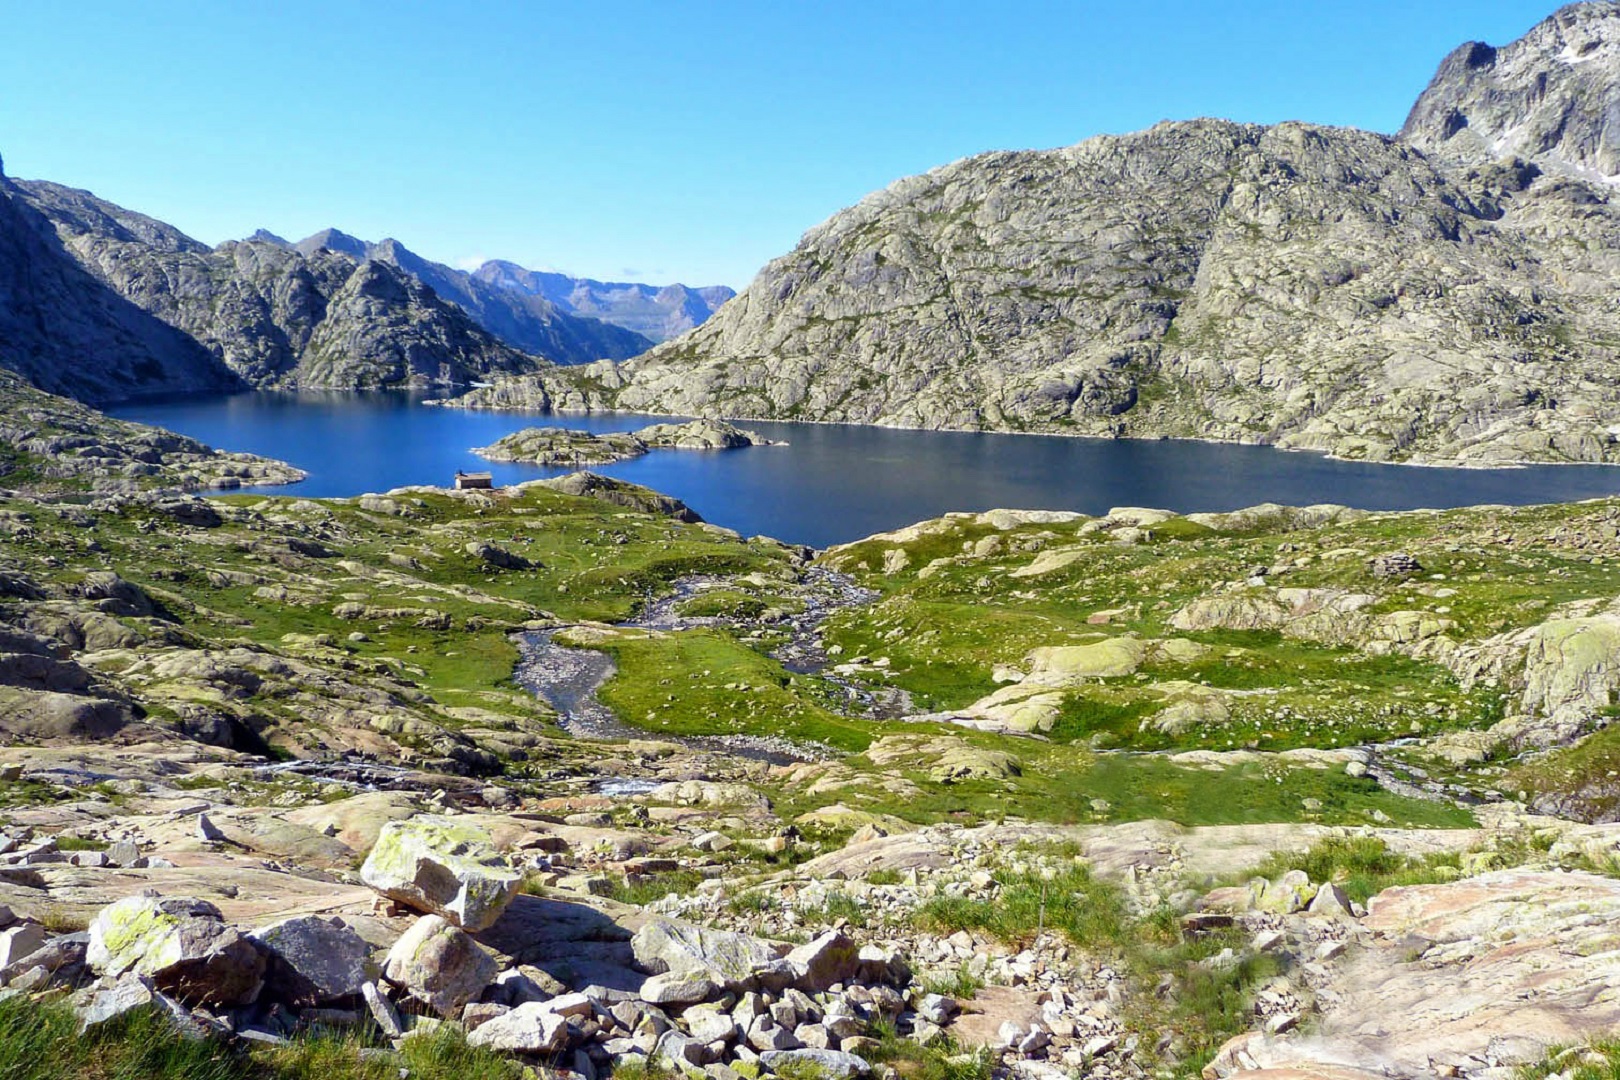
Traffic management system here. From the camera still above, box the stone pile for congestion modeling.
[0,814,935,1079]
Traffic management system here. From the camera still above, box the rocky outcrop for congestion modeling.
[0,170,240,404]
[1402,3,1620,180]
[511,6,1620,466]
[0,370,305,495]
[528,472,703,522]
[472,419,768,466]
[1518,614,1620,741]
[1209,869,1620,1079]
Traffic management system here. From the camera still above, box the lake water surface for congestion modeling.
[111,391,1620,547]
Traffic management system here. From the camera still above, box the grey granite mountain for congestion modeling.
[0,162,241,405]
[1402,2,1620,180]
[472,260,735,344]
[483,2,1620,466]
[9,183,542,392]
[292,229,654,363]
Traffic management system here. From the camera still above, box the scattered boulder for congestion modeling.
[640,970,720,1006]
[786,932,861,992]
[0,922,47,968]
[466,1000,571,1053]
[249,915,374,1004]
[362,979,404,1038]
[76,975,205,1039]
[464,541,535,571]
[106,841,143,867]
[360,815,522,931]
[382,914,498,1016]
[86,896,266,1006]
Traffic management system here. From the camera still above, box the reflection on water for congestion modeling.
[111,390,1620,547]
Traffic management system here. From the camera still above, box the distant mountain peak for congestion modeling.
[467,260,735,343]
[1403,0,1620,180]
[245,228,290,248]
[294,227,370,259]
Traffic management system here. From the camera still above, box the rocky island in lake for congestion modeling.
[472,418,773,467]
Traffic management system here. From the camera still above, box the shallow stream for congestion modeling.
[512,568,881,762]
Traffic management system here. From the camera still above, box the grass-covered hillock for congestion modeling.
[813,502,1620,777]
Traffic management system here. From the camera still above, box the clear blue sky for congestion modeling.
[0,1,1563,288]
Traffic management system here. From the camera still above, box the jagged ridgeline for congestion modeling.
[0,163,734,407]
[503,1,1620,467]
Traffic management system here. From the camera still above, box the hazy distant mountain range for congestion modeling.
[282,228,734,347]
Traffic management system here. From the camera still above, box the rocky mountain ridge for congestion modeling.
[291,229,657,362]
[1402,1,1620,179]
[496,2,1620,466]
[0,164,240,405]
[8,180,550,396]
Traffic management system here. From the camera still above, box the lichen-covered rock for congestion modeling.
[382,914,497,1015]
[1248,871,1319,915]
[1023,638,1150,683]
[926,746,1023,783]
[1520,615,1620,744]
[86,896,265,1006]
[360,815,521,931]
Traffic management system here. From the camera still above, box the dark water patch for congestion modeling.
[110,390,1620,548]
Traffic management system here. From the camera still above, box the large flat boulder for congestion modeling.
[360,814,522,931]
[1214,870,1620,1078]
[631,916,788,990]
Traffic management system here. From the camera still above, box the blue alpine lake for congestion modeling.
[110,391,1620,548]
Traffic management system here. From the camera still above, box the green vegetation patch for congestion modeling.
[593,629,874,751]
[0,994,519,1080]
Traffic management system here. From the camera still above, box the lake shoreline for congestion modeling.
[108,390,1620,547]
